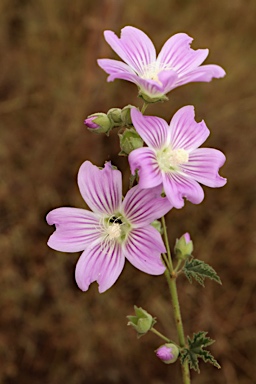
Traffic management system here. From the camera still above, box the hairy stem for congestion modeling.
[161,216,191,384]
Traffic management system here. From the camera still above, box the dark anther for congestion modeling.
[109,216,122,224]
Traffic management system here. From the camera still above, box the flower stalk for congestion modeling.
[161,216,191,384]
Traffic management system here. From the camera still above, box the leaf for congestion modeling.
[180,331,221,373]
[182,257,222,286]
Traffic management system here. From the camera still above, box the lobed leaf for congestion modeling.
[182,257,222,286]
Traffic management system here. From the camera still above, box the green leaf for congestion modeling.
[182,257,222,286]
[180,331,221,373]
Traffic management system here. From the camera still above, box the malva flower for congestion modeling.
[98,26,225,102]
[129,106,226,209]
[46,161,172,293]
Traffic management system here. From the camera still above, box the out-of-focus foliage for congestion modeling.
[0,0,255,383]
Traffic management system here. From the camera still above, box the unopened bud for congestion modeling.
[118,128,144,156]
[155,343,179,364]
[84,113,112,134]
[174,232,193,260]
[127,306,156,337]
[107,108,122,125]
[121,105,135,126]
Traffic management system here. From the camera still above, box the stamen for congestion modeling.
[157,147,189,172]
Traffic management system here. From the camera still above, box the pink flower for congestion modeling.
[129,106,227,209]
[46,161,172,293]
[155,343,179,364]
[98,26,225,102]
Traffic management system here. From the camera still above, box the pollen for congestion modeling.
[157,147,189,172]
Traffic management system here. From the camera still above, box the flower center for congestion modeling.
[106,222,122,240]
[157,147,189,172]
[140,62,173,82]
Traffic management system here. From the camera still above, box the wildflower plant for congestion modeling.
[47,26,227,383]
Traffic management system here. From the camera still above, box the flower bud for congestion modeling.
[174,232,193,260]
[118,128,144,156]
[107,108,122,125]
[155,343,179,364]
[84,113,112,134]
[127,306,156,337]
[151,220,162,234]
[121,105,135,126]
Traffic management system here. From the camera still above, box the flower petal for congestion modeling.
[75,242,125,293]
[124,226,166,275]
[170,106,209,151]
[46,208,101,252]
[128,147,162,189]
[122,185,172,227]
[163,172,204,208]
[176,64,226,86]
[157,33,209,75]
[104,26,156,74]
[78,161,122,215]
[97,59,139,84]
[182,148,227,187]
[131,108,170,149]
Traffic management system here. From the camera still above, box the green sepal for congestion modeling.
[127,306,156,338]
[182,257,222,286]
[138,91,169,104]
[118,127,144,156]
[180,331,221,373]
[151,220,163,234]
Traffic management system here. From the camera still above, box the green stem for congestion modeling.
[161,216,191,384]
[150,328,172,343]
[141,102,148,114]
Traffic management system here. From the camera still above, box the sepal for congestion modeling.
[127,306,156,338]
[118,127,144,156]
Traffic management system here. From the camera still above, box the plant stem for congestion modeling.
[161,216,191,384]
[150,328,172,343]
[141,102,148,114]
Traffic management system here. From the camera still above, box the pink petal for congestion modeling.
[176,64,226,86]
[170,106,209,151]
[157,33,209,75]
[122,185,172,227]
[124,226,166,275]
[78,161,122,215]
[104,26,156,74]
[163,172,204,208]
[46,208,101,252]
[75,242,125,293]
[131,108,170,149]
[182,148,227,187]
[128,147,162,189]
[97,59,139,84]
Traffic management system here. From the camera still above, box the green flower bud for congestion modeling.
[127,306,156,337]
[151,220,162,234]
[121,105,135,126]
[174,232,193,260]
[155,343,179,364]
[84,113,113,134]
[107,108,122,125]
[118,128,144,156]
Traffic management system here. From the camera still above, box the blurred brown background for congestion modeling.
[0,0,255,383]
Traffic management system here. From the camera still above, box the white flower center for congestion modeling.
[106,223,122,240]
[157,147,189,172]
[140,62,173,82]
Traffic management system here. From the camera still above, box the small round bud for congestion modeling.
[174,232,193,260]
[107,108,122,125]
[84,113,112,134]
[118,128,144,156]
[155,343,179,364]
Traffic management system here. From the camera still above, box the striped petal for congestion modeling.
[78,161,122,215]
[46,208,101,252]
[124,226,166,275]
[75,242,125,293]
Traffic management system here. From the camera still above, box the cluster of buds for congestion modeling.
[84,105,135,135]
